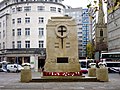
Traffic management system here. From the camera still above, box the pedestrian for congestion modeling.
[42,67,44,72]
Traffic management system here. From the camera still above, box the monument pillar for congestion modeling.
[44,16,81,76]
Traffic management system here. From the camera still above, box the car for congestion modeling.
[80,68,88,74]
[6,64,24,72]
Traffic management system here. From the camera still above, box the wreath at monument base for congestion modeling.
[43,71,82,76]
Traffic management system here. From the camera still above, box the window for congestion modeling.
[25,41,30,48]
[39,41,44,48]
[0,43,1,49]
[58,8,61,13]
[2,21,4,27]
[0,32,1,39]
[12,29,15,36]
[50,7,56,12]
[12,41,15,48]
[38,28,44,36]
[12,19,15,24]
[3,30,5,38]
[100,29,103,37]
[38,17,44,23]
[49,0,53,2]
[25,17,30,23]
[17,7,22,12]
[17,28,21,36]
[12,8,15,13]
[24,6,31,12]
[17,18,21,23]
[17,41,21,48]
[0,22,1,27]
[20,0,24,2]
[55,0,58,2]
[3,20,5,28]
[3,42,5,49]
[37,6,45,11]
[25,28,30,36]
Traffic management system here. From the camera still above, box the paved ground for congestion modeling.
[0,71,120,90]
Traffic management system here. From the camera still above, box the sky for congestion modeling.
[0,0,107,14]
[62,0,92,8]
[0,0,92,8]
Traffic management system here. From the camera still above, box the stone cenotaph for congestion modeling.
[44,16,81,76]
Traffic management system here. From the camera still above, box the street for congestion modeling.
[0,72,120,90]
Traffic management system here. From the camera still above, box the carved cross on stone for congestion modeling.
[58,26,67,36]
[57,26,67,48]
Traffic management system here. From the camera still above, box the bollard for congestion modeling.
[20,65,32,83]
[88,68,96,77]
[88,63,96,77]
[96,68,109,82]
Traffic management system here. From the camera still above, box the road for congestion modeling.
[0,72,120,90]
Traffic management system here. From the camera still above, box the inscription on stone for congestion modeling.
[57,57,68,63]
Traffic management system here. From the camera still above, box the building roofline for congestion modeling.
[0,1,65,11]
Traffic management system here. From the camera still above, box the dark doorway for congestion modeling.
[24,57,30,63]
[38,57,45,70]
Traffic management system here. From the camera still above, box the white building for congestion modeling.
[88,7,97,44]
[0,0,65,71]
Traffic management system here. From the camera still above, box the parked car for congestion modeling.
[6,64,24,72]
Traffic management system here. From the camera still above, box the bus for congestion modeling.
[101,52,120,73]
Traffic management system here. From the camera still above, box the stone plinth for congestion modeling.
[96,68,109,82]
[44,16,80,75]
[20,69,32,82]
[88,68,96,77]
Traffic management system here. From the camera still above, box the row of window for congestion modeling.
[12,17,44,24]
[0,27,44,39]
[12,5,62,13]
[0,17,44,28]
[12,28,44,36]
[0,41,44,49]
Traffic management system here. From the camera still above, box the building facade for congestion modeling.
[0,0,65,71]
[107,0,120,52]
[65,8,91,58]
[82,9,90,58]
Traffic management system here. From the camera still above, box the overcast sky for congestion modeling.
[0,0,107,11]
[62,0,91,8]
[0,0,91,8]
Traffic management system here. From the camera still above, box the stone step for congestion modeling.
[30,77,98,82]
